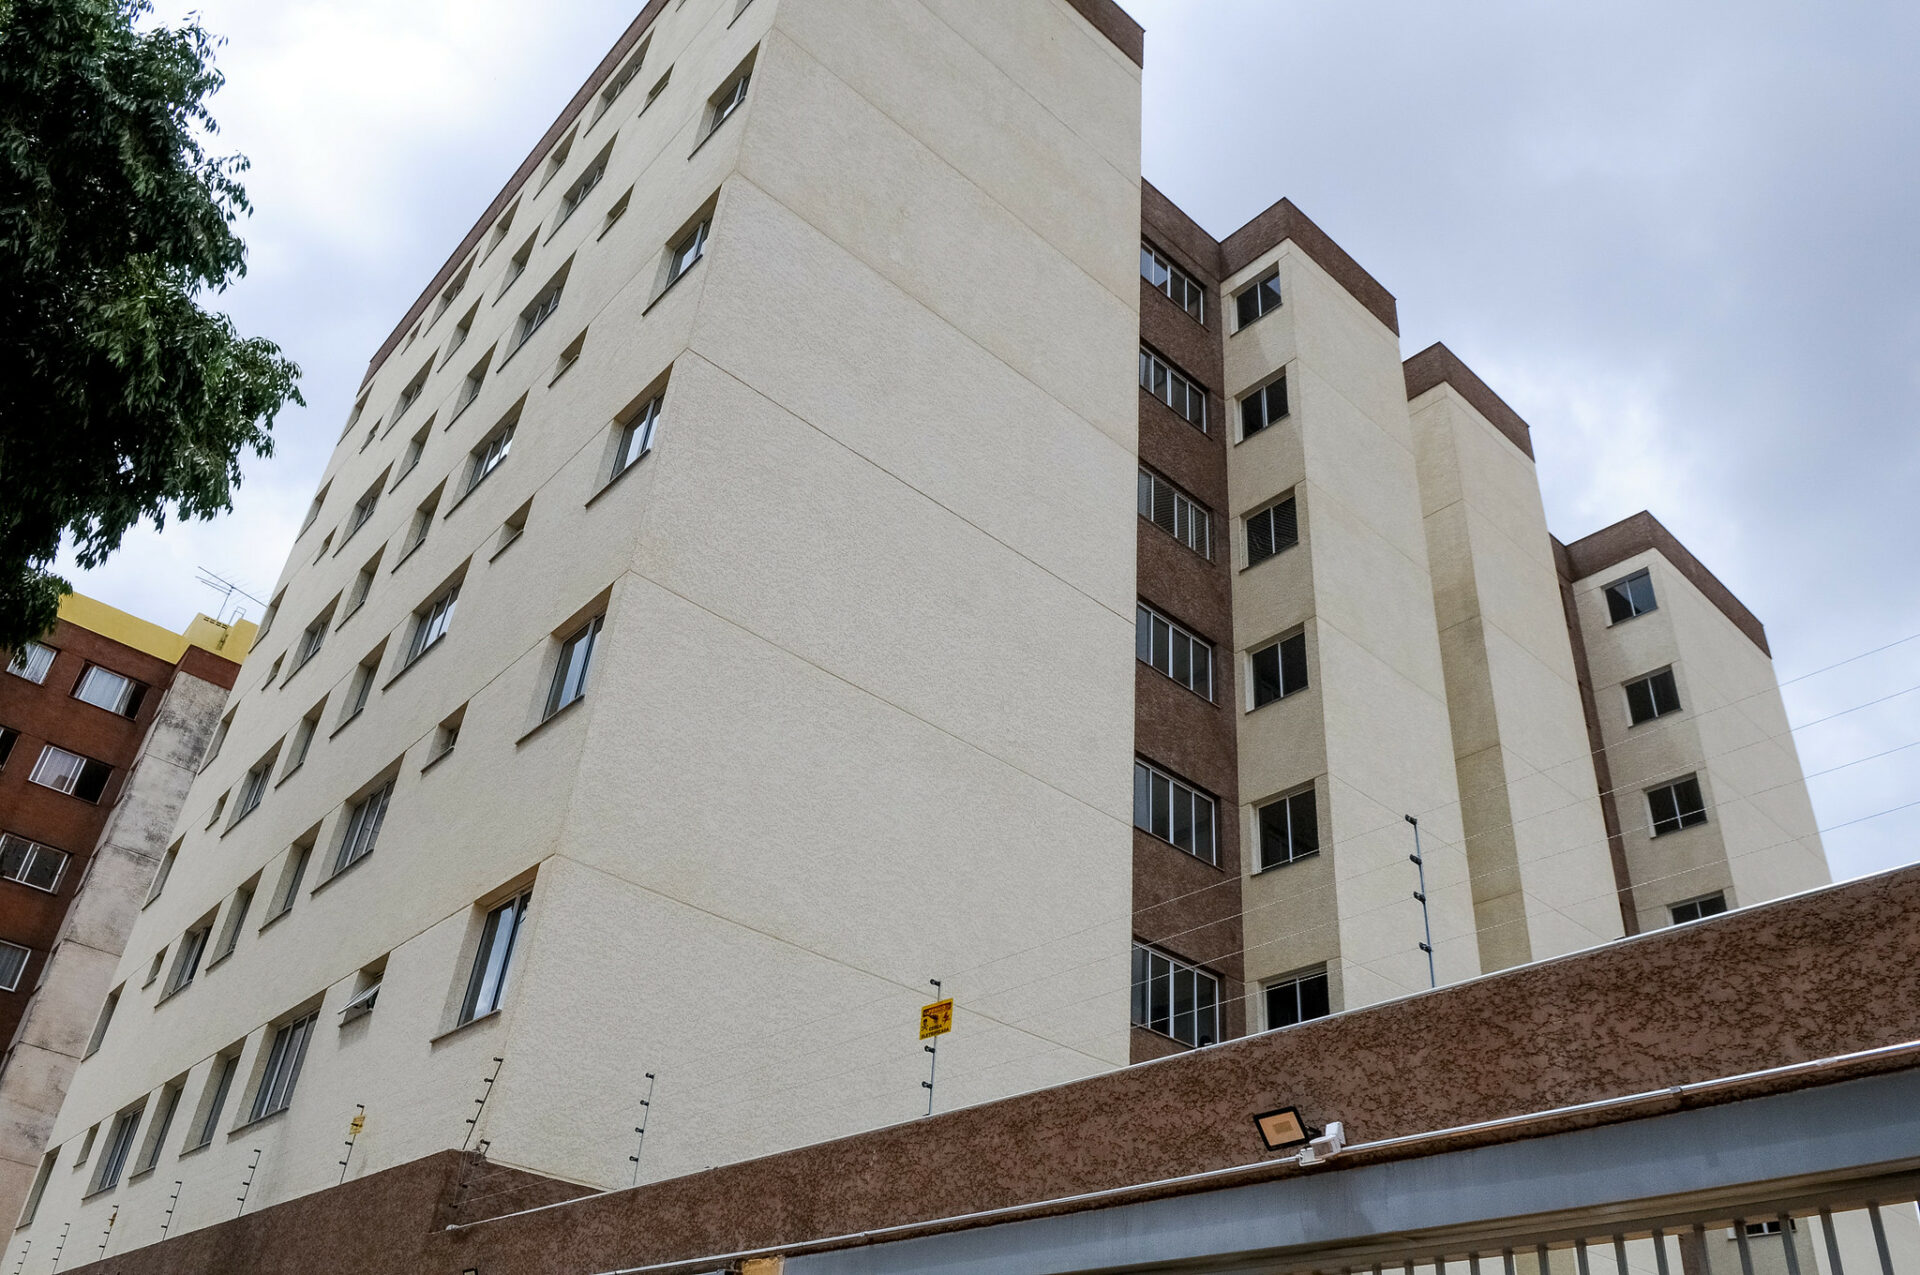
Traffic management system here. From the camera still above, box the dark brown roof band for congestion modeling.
[361,0,1143,391]
[1402,342,1536,461]
[1141,180,1401,337]
[1558,512,1771,657]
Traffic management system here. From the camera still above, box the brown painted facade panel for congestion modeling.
[65,864,1920,1275]
[1562,511,1770,655]
[1403,341,1536,460]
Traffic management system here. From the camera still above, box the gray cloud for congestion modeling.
[63,0,1919,878]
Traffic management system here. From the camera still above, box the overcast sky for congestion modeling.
[64,0,1919,881]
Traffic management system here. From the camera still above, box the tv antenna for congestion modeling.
[195,567,266,625]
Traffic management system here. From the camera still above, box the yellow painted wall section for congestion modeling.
[56,592,255,665]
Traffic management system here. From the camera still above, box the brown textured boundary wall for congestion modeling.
[1403,342,1536,460]
[363,0,1144,388]
[1136,190,1244,1057]
[68,864,1920,1275]
[1562,511,1770,656]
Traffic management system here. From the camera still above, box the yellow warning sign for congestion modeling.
[919,999,954,1040]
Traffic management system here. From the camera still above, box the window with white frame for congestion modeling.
[1139,347,1207,430]
[146,844,178,905]
[405,485,444,557]
[1257,786,1319,871]
[347,550,382,618]
[1671,892,1727,925]
[467,420,516,494]
[1137,468,1211,559]
[1133,760,1217,864]
[546,615,603,719]
[407,582,460,665]
[593,40,649,122]
[513,269,567,353]
[1235,268,1282,329]
[433,256,474,321]
[293,604,334,671]
[391,363,429,427]
[232,755,272,823]
[0,941,30,992]
[163,921,210,996]
[85,987,120,1057]
[1249,631,1307,708]
[706,67,751,138]
[0,833,68,892]
[134,1081,183,1175]
[249,1013,317,1122]
[1130,944,1219,1048]
[444,301,477,363]
[1246,496,1299,567]
[611,393,663,479]
[29,745,111,802]
[1647,775,1707,836]
[269,841,313,920]
[90,1104,143,1193]
[341,648,380,725]
[190,1053,239,1149]
[1136,604,1212,699]
[1240,372,1288,439]
[1265,966,1331,1029]
[0,726,15,771]
[285,704,322,776]
[1625,668,1681,725]
[7,641,55,684]
[1605,569,1658,622]
[298,482,329,536]
[333,778,394,875]
[459,890,531,1026]
[666,217,710,288]
[556,144,612,228]
[500,233,535,295]
[1140,244,1204,322]
[71,664,147,717]
[212,884,254,962]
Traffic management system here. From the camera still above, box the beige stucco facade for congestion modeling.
[9,0,1143,1256]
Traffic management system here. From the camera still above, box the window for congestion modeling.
[545,615,603,719]
[314,528,336,563]
[1140,244,1204,322]
[91,1105,143,1193]
[0,941,29,992]
[1136,604,1212,699]
[450,351,491,422]
[666,217,710,288]
[555,144,611,228]
[706,68,751,138]
[553,329,586,382]
[29,745,111,802]
[1240,372,1288,439]
[1250,632,1308,708]
[293,603,335,671]
[430,706,465,765]
[212,884,254,962]
[1246,497,1299,567]
[20,1150,55,1227]
[1266,966,1331,1029]
[1605,569,1657,622]
[1139,347,1207,431]
[1236,268,1282,328]
[594,40,648,122]
[459,890,531,1025]
[601,187,633,237]
[501,233,535,294]
[391,363,430,427]
[1130,945,1219,1048]
[268,841,313,920]
[1133,761,1217,864]
[1647,775,1707,836]
[1671,893,1728,925]
[644,69,671,113]
[405,485,444,557]
[399,422,431,481]
[432,256,475,322]
[342,648,381,725]
[333,778,394,875]
[0,834,68,892]
[538,128,576,192]
[347,550,383,618]
[1257,787,1319,870]
[1137,468,1211,559]
[202,710,233,768]
[233,755,272,823]
[85,987,120,1056]
[444,301,478,363]
[285,704,322,777]
[497,500,532,556]
[483,201,519,262]
[513,268,567,353]
[467,420,516,494]
[299,482,329,535]
[339,974,382,1025]
[146,844,178,905]
[135,1081,183,1175]
[407,582,460,665]
[8,641,55,684]
[1626,668,1681,725]
[258,589,283,640]
[189,1052,239,1149]
[0,726,14,770]
[611,393,663,479]
[163,922,210,996]
[71,664,147,717]
[204,791,228,830]
[249,1013,317,1121]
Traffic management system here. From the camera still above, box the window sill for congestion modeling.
[175,1138,214,1161]
[308,853,370,899]
[274,761,303,789]
[205,949,235,974]
[515,695,586,748]
[390,538,427,574]
[583,450,653,510]
[420,745,457,776]
[328,708,364,741]
[128,1165,158,1185]
[686,115,733,163]
[642,258,701,316]
[1252,850,1320,877]
[155,981,192,1007]
[382,643,441,693]
[80,1182,118,1202]
[220,807,259,838]
[488,528,525,563]
[1233,413,1288,446]
[429,1008,501,1048]
[1239,547,1298,575]
[257,906,292,935]
[228,1107,288,1138]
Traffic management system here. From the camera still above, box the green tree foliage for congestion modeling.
[0,0,300,649]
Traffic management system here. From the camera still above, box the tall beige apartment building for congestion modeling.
[6,0,1828,1261]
